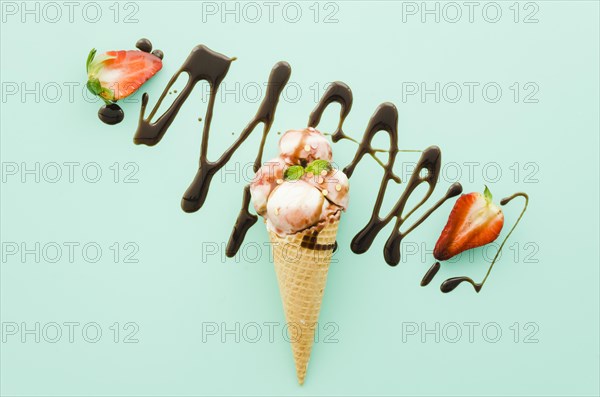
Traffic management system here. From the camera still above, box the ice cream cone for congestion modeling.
[269,214,340,385]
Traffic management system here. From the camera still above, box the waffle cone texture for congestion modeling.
[269,214,340,385]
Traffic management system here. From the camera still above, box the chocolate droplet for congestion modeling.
[98,103,124,125]
[420,261,440,287]
[152,49,164,60]
[135,38,152,53]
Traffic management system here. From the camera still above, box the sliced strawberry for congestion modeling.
[433,186,504,261]
[86,48,162,102]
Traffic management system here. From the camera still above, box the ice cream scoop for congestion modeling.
[303,168,349,210]
[251,127,348,236]
[249,157,286,215]
[279,127,332,165]
[266,180,325,235]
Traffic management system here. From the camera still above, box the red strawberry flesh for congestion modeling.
[87,49,162,102]
[433,187,504,261]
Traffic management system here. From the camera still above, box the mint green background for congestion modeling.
[1,1,599,396]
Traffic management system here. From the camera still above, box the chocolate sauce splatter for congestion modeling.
[227,185,259,257]
[152,49,164,60]
[134,45,233,147]
[98,103,124,125]
[421,262,440,287]
[307,96,462,266]
[132,45,290,256]
[224,62,292,257]
[440,192,529,293]
[342,103,463,266]
[131,44,465,264]
[307,81,353,142]
[307,82,401,181]
[136,38,152,53]
[440,276,481,293]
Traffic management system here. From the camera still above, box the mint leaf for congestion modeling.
[86,79,102,96]
[484,185,493,202]
[284,165,304,180]
[87,79,114,103]
[86,48,96,74]
[305,159,331,175]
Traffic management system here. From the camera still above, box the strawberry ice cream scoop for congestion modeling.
[303,168,349,210]
[249,157,286,215]
[266,180,325,235]
[279,127,332,165]
[250,127,349,236]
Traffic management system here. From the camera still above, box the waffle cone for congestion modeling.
[269,216,339,385]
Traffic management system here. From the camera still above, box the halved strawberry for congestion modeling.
[86,48,162,102]
[433,186,504,261]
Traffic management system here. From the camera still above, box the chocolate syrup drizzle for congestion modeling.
[439,192,529,293]
[421,262,441,287]
[98,103,124,125]
[308,83,402,183]
[305,89,463,265]
[342,103,463,265]
[132,44,463,265]
[133,45,291,257]
[134,45,290,212]
[307,81,353,143]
